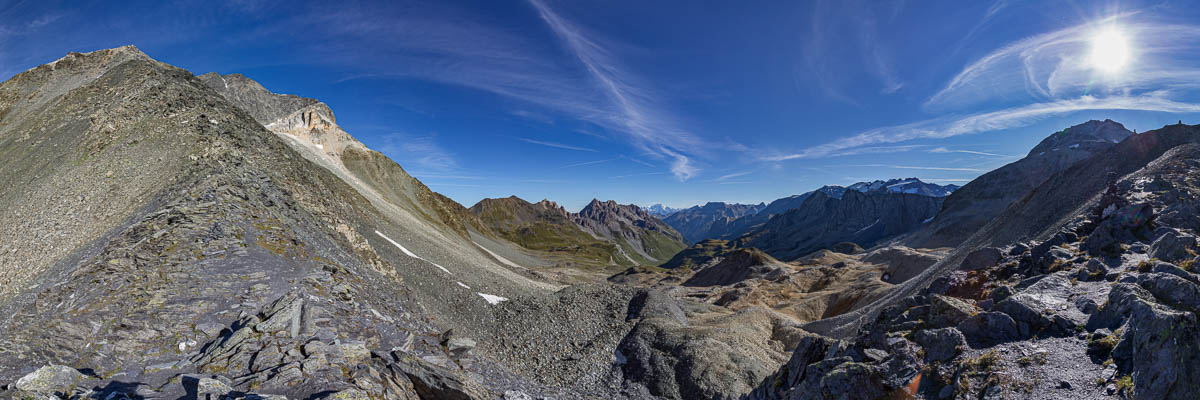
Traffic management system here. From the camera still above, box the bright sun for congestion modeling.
[1090,28,1130,73]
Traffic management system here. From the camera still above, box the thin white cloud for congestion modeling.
[528,0,704,180]
[302,2,703,180]
[925,15,1200,111]
[623,156,657,168]
[614,171,667,179]
[771,93,1200,160]
[929,147,1014,157]
[716,171,753,181]
[374,133,459,172]
[518,137,597,152]
[800,0,906,100]
[558,158,615,169]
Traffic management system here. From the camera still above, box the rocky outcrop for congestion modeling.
[198,72,318,125]
[573,199,688,265]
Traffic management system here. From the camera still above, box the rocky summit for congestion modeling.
[4,45,1200,400]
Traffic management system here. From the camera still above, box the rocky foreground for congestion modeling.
[750,128,1200,399]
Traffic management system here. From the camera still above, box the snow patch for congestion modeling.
[922,215,935,224]
[457,281,471,289]
[374,230,451,274]
[477,293,508,305]
[1069,143,1080,149]
[316,143,324,150]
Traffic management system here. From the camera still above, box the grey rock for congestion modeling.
[956,312,1019,348]
[1153,261,1200,284]
[912,328,966,362]
[960,247,1003,271]
[320,388,370,400]
[14,365,86,394]
[1149,230,1199,262]
[446,337,476,358]
[1118,291,1200,399]
[1137,272,1200,310]
[993,272,1083,337]
[337,340,370,363]
[393,354,489,400]
[929,295,979,328]
[502,390,534,400]
[182,375,233,400]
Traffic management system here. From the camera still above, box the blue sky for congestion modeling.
[4,0,1200,210]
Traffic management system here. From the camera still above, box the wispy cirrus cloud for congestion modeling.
[929,147,1013,157]
[307,1,703,181]
[716,171,753,181]
[800,0,906,101]
[926,16,1200,111]
[772,13,1200,163]
[528,0,703,180]
[518,137,597,152]
[374,133,460,172]
[558,158,615,169]
[770,93,1200,160]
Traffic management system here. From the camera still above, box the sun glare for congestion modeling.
[1089,28,1130,73]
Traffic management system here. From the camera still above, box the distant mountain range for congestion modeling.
[645,203,682,217]
[661,178,958,249]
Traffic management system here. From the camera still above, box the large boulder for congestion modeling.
[960,247,1003,271]
[1137,272,1200,311]
[912,328,966,362]
[956,312,1019,348]
[392,353,490,400]
[992,272,1085,337]
[14,365,87,395]
[1087,283,1155,331]
[1081,203,1155,256]
[1118,292,1200,398]
[928,295,979,328]
[1149,230,1199,263]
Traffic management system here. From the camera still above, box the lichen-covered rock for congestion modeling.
[14,365,86,394]
[1118,291,1200,399]
[912,328,966,362]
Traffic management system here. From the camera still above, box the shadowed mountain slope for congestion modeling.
[905,119,1132,248]
[740,189,945,261]
[662,202,764,243]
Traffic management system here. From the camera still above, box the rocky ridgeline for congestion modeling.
[748,142,1200,399]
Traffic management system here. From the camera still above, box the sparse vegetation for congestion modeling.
[1016,351,1047,366]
